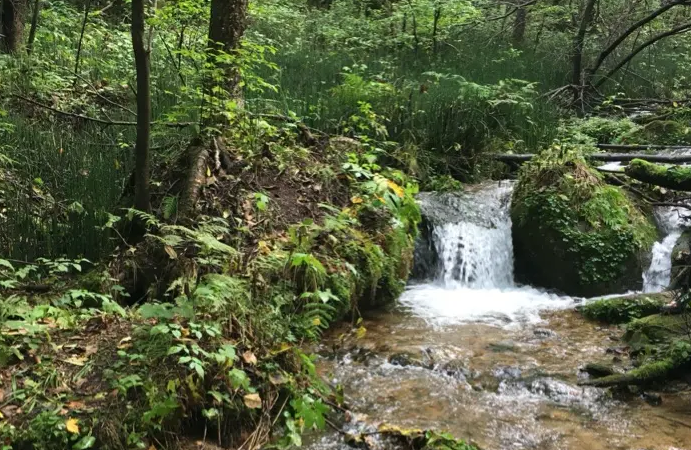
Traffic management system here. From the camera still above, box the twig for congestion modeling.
[11,94,194,128]
[73,0,93,86]
[73,72,137,117]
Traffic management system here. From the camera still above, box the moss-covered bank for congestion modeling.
[579,292,671,324]
[511,145,657,297]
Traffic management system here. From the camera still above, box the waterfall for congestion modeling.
[406,182,570,325]
[417,182,515,288]
[642,206,686,293]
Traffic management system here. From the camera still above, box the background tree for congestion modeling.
[0,0,29,53]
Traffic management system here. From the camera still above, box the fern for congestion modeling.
[126,208,161,229]
[161,196,179,220]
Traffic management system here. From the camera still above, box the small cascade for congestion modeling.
[642,206,686,292]
[417,182,515,288]
[408,182,570,325]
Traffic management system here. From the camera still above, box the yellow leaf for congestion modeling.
[257,241,271,255]
[312,317,321,326]
[351,196,363,204]
[66,418,80,434]
[114,159,120,169]
[206,166,211,177]
[243,393,262,409]
[386,180,405,198]
[355,326,367,339]
[673,101,679,108]
[242,351,257,365]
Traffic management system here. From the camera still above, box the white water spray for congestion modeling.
[642,206,686,292]
[404,183,572,325]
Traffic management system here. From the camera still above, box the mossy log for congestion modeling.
[624,159,691,191]
[579,358,678,387]
[578,292,670,324]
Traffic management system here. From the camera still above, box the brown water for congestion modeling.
[308,307,691,450]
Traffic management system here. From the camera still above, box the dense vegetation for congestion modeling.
[1,0,691,448]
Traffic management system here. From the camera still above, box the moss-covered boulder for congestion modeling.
[670,229,691,289]
[579,292,671,324]
[624,313,688,345]
[511,146,657,297]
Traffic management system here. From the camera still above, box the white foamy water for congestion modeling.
[408,183,573,326]
[643,206,687,292]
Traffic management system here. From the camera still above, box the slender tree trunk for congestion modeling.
[512,6,527,46]
[25,0,39,54]
[207,0,248,99]
[571,0,597,89]
[432,7,441,55]
[1,0,29,53]
[73,0,92,83]
[131,0,151,212]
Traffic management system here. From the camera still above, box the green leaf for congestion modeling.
[73,436,96,450]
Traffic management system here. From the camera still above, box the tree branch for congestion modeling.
[596,21,691,88]
[589,0,690,76]
[11,94,194,128]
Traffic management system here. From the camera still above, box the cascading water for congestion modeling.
[405,182,571,325]
[643,206,686,292]
[303,182,691,450]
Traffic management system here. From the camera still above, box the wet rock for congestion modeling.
[492,366,522,380]
[388,351,432,369]
[582,363,616,379]
[439,359,471,380]
[488,341,518,353]
[533,328,556,338]
[642,392,662,406]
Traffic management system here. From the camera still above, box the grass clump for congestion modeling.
[511,145,657,297]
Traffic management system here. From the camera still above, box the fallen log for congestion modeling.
[595,144,691,151]
[493,153,691,164]
[624,159,691,191]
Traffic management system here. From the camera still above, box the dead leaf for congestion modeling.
[66,418,80,434]
[63,355,88,366]
[84,345,98,357]
[269,373,288,385]
[164,245,178,260]
[0,390,4,403]
[117,337,132,349]
[243,393,262,409]
[67,401,86,410]
[242,351,257,365]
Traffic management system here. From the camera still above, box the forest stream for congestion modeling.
[304,182,691,450]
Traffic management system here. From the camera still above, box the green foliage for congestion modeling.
[580,294,667,324]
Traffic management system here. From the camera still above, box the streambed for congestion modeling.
[304,183,691,450]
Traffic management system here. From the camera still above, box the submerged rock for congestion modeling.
[439,359,472,380]
[641,392,663,406]
[511,146,657,297]
[582,363,616,379]
[388,351,433,369]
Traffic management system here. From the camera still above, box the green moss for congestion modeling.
[579,293,669,324]
[511,146,657,296]
[624,120,691,145]
[624,313,688,344]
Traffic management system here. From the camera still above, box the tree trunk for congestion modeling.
[512,6,527,46]
[624,159,691,191]
[571,0,596,86]
[492,153,691,164]
[207,0,248,99]
[1,0,29,53]
[131,0,151,212]
[25,0,39,55]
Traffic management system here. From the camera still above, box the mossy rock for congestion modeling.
[623,120,691,145]
[511,146,657,297]
[624,313,689,345]
[670,229,691,290]
[579,292,670,324]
